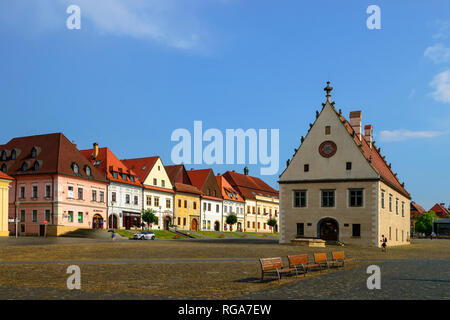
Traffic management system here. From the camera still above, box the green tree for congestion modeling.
[267,218,277,233]
[226,213,238,231]
[142,209,158,230]
[414,211,438,235]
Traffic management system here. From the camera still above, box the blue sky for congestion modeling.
[0,0,449,210]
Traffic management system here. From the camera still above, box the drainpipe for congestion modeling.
[14,178,18,238]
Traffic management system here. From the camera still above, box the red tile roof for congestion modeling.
[121,157,159,182]
[333,108,410,199]
[410,202,426,215]
[216,175,245,203]
[165,165,192,185]
[0,171,13,180]
[174,182,203,196]
[0,133,106,182]
[80,147,142,187]
[144,185,175,194]
[430,203,449,218]
[222,171,279,200]
[186,169,211,191]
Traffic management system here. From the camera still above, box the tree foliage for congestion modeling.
[226,213,238,226]
[267,218,277,232]
[142,209,158,228]
[414,211,438,235]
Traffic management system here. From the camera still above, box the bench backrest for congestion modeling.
[260,257,283,271]
[288,254,308,267]
[314,252,327,263]
[332,251,345,261]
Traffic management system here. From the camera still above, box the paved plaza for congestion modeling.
[0,238,449,300]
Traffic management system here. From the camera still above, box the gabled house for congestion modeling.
[122,157,174,230]
[279,82,411,246]
[429,203,449,219]
[216,175,245,232]
[1,133,108,236]
[81,145,143,230]
[187,169,223,231]
[223,167,279,233]
[0,171,13,236]
[165,165,202,231]
[410,201,426,234]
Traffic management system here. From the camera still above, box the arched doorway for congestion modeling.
[318,218,339,241]
[164,216,171,230]
[191,218,198,231]
[237,222,242,232]
[214,221,220,231]
[109,214,118,229]
[93,214,103,229]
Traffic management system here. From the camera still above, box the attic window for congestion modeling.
[94,160,102,166]
[85,166,92,176]
[346,162,352,170]
[130,176,135,182]
[21,162,28,172]
[33,162,39,171]
[0,151,6,161]
[31,147,37,158]
[1,163,6,173]
[11,150,16,160]
[122,173,127,180]
[325,126,331,135]
[142,166,146,171]
[304,164,309,172]
[73,163,79,174]
[112,172,118,179]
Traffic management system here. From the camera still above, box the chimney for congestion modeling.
[93,142,99,159]
[349,111,362,140]
[364,125,373,148]
[244,166,249,176]
[72,140,77,149]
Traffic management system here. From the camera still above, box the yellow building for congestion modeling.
[165,165,202,231]
[0,171,13,236]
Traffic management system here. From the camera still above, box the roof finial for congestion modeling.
[324,81,333,102]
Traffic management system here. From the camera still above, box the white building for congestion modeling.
[217,175,245,232]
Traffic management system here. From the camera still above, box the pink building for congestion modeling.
[0,133,108,236]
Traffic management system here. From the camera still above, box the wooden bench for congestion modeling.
[331,251,355,268]
[287,254,321,275]
[313,252,340,270]
[260,257,296,283]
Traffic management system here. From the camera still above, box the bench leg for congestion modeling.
[276,269,281,284]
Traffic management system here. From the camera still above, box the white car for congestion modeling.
[133,231,156,240]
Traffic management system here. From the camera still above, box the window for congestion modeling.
[33,162,39,171]
[193,202,197,210]
[304,164,309,172]
[208,203,211,211]
[100,191,105,203]
[85,166,91,176]
[122,173,127,181]
[45,185,51,198]
[321,190,335,207]
[177,217,181,225]
[112,192,117,202]
[147,196,152,206]
[294,190,307,207]
[31,147,37,158]
[68,211,73,223]
[134,195,138,205]
[20,210,25,222]
[11,149,16,160]
[183,218,186,226]
[325,126,331,135]
[389,226,391,240]
[92,190,97,202]
[224,205,228,213]
[395,198,399,215]
[247,206,250,214]
[396,228,398,241]
[20,224,25,233]
[203,202,207,212]
[78,212,83,223]
[0,151,6,161]
[346,162,352,170]
[297,223,304,237]
[389,194,393,212]
[402,230,404,241]
[21,162,28,172]
[125,194,130,204]
[130,176,135,182]
[32,185,38,198]
[112,172,118,179]
[402,202,405,217]
[349,189,363,207]
[352,224,361,237]
[45,210,51,222]
[381,190,385,209]
[216,204,219,213]
[161,180,165,187]
[178,199,181,207]
[153,178,157,186]
[1,163,6,173]
[154,197,160,207]
[32,210,37,222]
[166,199,171,209]
[73,163,79,174]
[68,186,74,199]
[20,186,25,199]
[258,207,261,214]
[78,188,83,200]
[184,200,187,208]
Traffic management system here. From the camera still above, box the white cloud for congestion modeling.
[0,0,230,51]
[424,43,450,64]
[432,20,450,40]
[379,129,443,142]
[430,70,450,103]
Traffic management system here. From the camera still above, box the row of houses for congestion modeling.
[0,133,279,236]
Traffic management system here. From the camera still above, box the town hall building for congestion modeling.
[279,82,411,247]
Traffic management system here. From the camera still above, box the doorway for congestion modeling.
[214,221,220,231]
[318,218,339,241]
[92,214,103,229]
[191,218,198,231]
[109,214,118,229]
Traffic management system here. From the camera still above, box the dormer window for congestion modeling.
[11,150,16,160]
[122,173,127,180]
[1,151,6,161]
[130,176,135,182]
[33,161,39,171]
[31,147,37,159]
[73,163,79,174]
[21,162,28,172]
[1,163,6,173]
[325,126,331,135]
[112,171,118,179]
[85,166,92,176]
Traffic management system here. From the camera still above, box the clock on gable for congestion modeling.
[319,141,337,158]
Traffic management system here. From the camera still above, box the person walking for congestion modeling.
[381,235,387,252]
[111,230,116,242]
